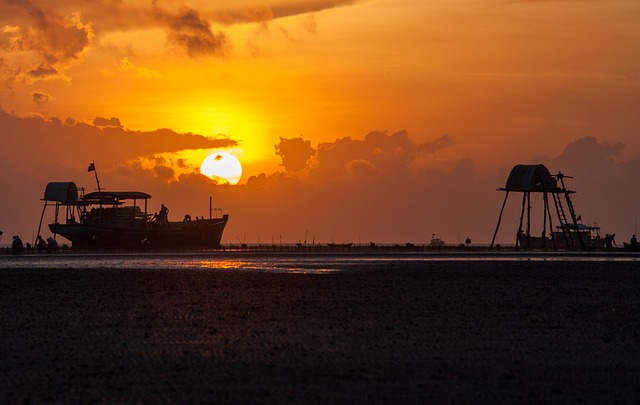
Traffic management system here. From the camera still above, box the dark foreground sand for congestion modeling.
[1,260,639,404]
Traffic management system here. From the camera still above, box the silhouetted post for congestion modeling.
[490,191,509,247]
[542,191,548,248]
[546,195,556,249]
[526,191,532,247]
[516,192,527,249]
[88,161,102,222]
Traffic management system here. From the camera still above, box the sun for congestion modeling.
[200,152,243,185]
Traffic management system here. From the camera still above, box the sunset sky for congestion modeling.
[2,0,640,245]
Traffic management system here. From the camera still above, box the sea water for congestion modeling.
[1,251,639,273]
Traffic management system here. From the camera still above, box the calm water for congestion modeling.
[1,252,639,273]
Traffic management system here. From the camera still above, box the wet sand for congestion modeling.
[1,260,639,403]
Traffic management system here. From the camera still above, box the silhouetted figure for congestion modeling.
[36,235,47,253]
[626,234,640,251]
[604,233,617,250]
[159,204,170,228]
[12,235,24,254]
[183,214,192,222]
[46,237,58,253]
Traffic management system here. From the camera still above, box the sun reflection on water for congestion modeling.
[188,260,244,270]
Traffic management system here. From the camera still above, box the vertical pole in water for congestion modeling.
[546,194,556,249]
[542,191,548,249]
[526,191,531,247]
[490,191,509,248]
[35,201,48,245]
[89,161,102,222]
[209,196,212,219]
[516,192,527,249]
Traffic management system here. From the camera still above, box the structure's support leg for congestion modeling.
[35,202,48,245]
[526,191,532,247]
[490,191,509,248]
[546,194,556,249]
[542,191,548,249]
[516,192,527,250]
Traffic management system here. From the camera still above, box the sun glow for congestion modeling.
[200,152,243,185]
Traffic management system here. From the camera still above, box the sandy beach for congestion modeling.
[1,259,639,403]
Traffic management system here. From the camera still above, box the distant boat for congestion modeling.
[429,234,445,247]
[39,181,228,249]
[327,242,353,249]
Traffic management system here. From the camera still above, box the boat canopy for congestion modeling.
[84,191,152,202]
[503,164,556,192]
[43,182,78,203]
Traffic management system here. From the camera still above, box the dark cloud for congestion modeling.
[196,1,359,25]
[0,107,237,171]
[93,116,122,127]
[153,164,175,180]
[32,90,50,106]
[211,7,275,25]
[151,2,231,58]
[0,0,362,89]
[0,1,93,83]
[275,136,315,171]
[310,130,454,180]
[269,0,360,19]
[27,63,58,79]
[420,134,456,155]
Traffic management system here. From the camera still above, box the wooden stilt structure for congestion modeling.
[490,164,589,250]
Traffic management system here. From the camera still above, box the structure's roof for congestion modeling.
[502,164,557,192]
[43,182,78,203]
[84,191,152,201]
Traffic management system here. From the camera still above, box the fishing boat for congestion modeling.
[429,234,445,247]
[517,222,605,250]
[38,178,228,250]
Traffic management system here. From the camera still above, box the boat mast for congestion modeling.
[88,161,103,219]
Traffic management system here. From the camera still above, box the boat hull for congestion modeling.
[50,215,228,249]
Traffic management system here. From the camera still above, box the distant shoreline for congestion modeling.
[1,244,639,258]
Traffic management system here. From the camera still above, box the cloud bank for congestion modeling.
[1,107,638,246]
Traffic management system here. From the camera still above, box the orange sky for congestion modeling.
[1,0,640,245]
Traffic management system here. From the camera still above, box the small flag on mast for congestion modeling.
[88,162,95,172]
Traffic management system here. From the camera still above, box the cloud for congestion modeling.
[151,2,231,58]
[269,0,360,19]
[32,90,50,106]
[27,62,59,80]
[275,136,316,171]
[0,0,362,91]
[0,107,237,171]
[93,116,122,127]
[119,57,162,79]
[0,3,93,84]
[308,130,454,180]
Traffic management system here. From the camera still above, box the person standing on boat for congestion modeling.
[159,204,170,228]
[11,235,24,254]
[46,237,58,253]
[36,235,47,253]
